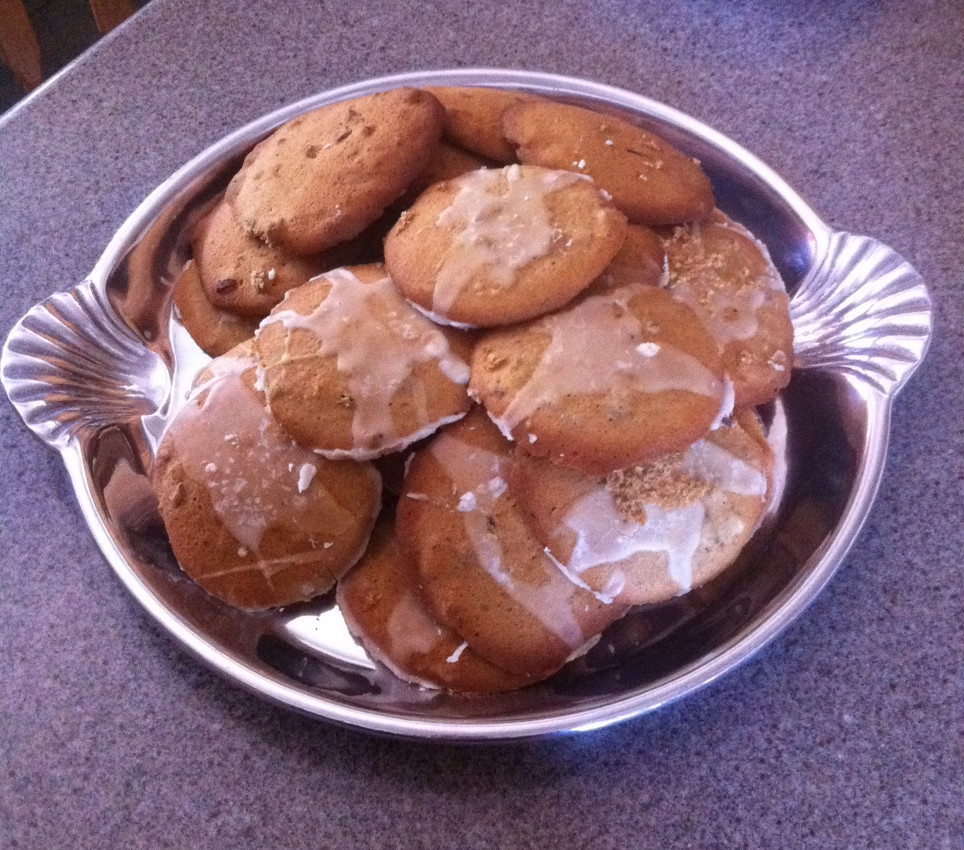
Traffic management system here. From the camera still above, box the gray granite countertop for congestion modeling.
[1,1,961,847]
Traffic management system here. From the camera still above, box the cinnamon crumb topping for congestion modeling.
[606,455,710,519]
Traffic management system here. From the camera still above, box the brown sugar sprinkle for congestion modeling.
[606,455,711,521]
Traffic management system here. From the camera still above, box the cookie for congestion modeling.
[153,342,381,610]
[423,86,539,163]
[593,223,667,292]
[171,260,259,357]
[470,283,727,474]
[385,164,628,327]
[255,264,473,459]
[337,519,531,694]
[503,99,715,226]
[226,87,445,255]
[662,211,793,406]
[405,142,494,198]
[396,409,628,679]
[510,409,773,605]
[192,199,336,317]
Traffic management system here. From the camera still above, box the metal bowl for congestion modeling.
[0,69,931,741]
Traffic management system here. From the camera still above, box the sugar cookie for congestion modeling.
[171,260,259,357]
[470,284,727,474]
[338,519,531,693]
[153,343,381,609]
[255,264,472,459]
[503,99,714,225]
[424,85,540,163]
[385,164,627,327]
[227,88,445,254]
[510,410,773,606]
[663,211,793,406]
[396,409,628,679]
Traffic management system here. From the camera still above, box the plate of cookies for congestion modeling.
[2,69,931,740]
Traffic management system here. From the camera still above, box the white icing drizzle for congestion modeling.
[297,462,317,493]
[445,641,469,664]
[409,300,478,330]
[261,268,469,451]
[426,430,587,646]
[310,411,467,461]
[564,490,706,593]
[680,280,765,344]
[172,354,353,555]
[386,588,442,659]
[543,546,617,606]
[710,376,735,430]
[667,219,783,345]
[432,166,584,314]
[493,286,721,433]
[679,439,767,497]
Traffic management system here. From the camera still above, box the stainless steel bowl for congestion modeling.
[1,69,931,740]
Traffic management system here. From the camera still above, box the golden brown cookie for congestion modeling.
[385,164,628,327]
[510,409,773,606]
[337,519,531,694]
[171,260,259,357]
[662,211,793,406]
[395,409,629,679]
[470,284,727,474]
[192,199,335,317]
[255,264,473,459]
[593,223,667,292]
[406,142,494,198]
[503,99,715,226]
[423,86,539,163]
[153,343,381,610]
[226,88,445,255]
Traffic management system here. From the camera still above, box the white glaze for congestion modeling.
[492,286,721,434]
[432,166,584,314]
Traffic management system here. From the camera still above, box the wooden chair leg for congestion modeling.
[0,0,43,91]
[88,0,135,34]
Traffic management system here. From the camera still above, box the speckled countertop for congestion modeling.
[0,1,961,847]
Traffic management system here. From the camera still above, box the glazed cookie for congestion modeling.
[172,260,259,357]
[662,211,793,406]
[510,409,774,606]
[255,264,473,459]
[396,409,628,679]
[423,86,540,163]
[153,342,381,610]
[192,199,335,317]
[470,284,727,474]
[226,87,445,254]
[385,164,628,327]
[503,99,715,226]
[337,519,531,694]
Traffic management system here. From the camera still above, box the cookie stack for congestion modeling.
[155,85,793,694]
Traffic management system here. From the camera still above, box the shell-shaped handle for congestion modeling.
[2,279,170,450]
[789,232,932,396]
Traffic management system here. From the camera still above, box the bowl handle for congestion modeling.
[788,231,932,397]
[1,278,170,450]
